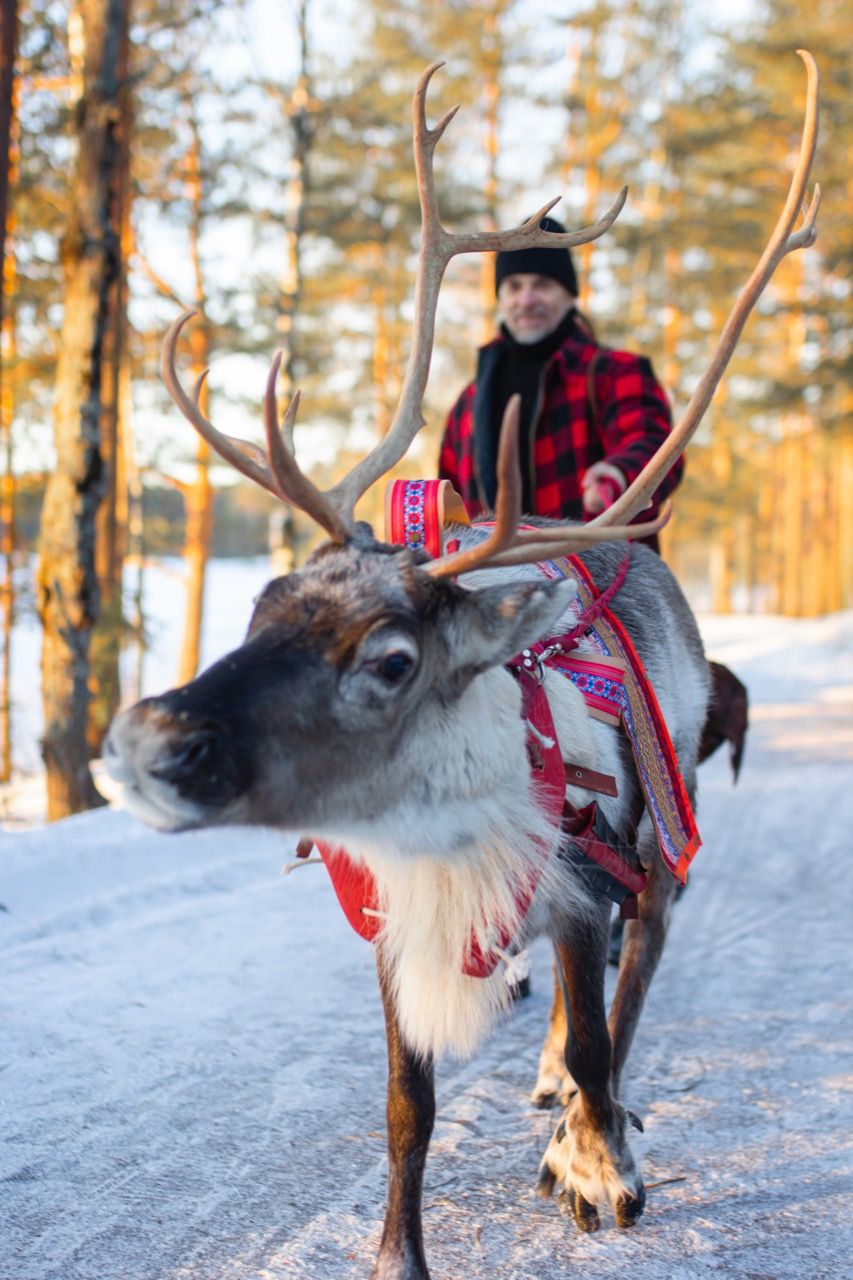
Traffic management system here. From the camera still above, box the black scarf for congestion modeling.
[474,307,579,510]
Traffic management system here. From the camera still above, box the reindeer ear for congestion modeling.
[443,577,578,679]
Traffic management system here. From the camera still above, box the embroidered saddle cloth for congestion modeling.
[534,553,700,885]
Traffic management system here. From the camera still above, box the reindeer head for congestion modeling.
[105,57,819,840]
[105,532,580,835]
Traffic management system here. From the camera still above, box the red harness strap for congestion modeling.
[301,481,643,976]
[505,647,647,919]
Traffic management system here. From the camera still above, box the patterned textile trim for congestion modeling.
[559,654,625,727]
[545,553,700,884]
[384,479,470,557]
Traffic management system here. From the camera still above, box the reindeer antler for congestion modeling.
[161,313,351,542]
[161,54,819,572]
[426,49,820,580]
[160,63,625,543]
[325,64,627,518]
[580,48,821,538]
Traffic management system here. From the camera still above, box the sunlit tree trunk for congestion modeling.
[709,423,734,614]
[0,0,17,783]
[477,1,504,341]
[657,244,682,571]
[780,423,805,617]
[839,434,853,612]
[0,338,12,783]
[277,0,310,399]
[800,427,831,618]
[821,439,840,615]
[372,259,391,438]
[37,0,128,818]
[89,0,131,754]
[176,120,212,685]
[270,0,312,568]
[120,339,144,702]
[570,31,621,314]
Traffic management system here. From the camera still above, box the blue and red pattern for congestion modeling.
[542,554,701,883]
[562,658,625,723]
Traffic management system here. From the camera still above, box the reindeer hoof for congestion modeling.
[615,1185,646,1228]
[561,1187,600,1233]
[531,1087,559,1110]
[536,1163,557,1198]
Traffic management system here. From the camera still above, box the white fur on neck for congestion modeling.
[355,792,562,1060]
[321,666,592,1060]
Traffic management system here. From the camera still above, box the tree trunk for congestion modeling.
[177,432,212,685]
[709,421,734,614]
[122,343,144,703]
[0,0,17,783]
[0,298,15,784]
[780,425,804,617]
[839,434,853,612]
[277,0,310,402]
[176,135,212,686]
[89,1,131,754]
[478,6,501,343]
[37,0,127,819]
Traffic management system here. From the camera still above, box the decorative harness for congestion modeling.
[296,479,700,980]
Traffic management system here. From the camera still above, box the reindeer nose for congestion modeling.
[149,723,223,787]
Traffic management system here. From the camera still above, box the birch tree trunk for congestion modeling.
[37,0,127,818]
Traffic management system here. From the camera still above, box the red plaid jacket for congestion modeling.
[438,322,682,544]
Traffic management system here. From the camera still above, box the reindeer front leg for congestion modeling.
[531,963,575,1108]
[537,903,645,1232]
[372,952,435,1280]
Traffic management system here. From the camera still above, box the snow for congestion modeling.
[2,603,852,1280]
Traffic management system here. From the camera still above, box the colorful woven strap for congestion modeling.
[384,479,469,556]
[541,553,701,884]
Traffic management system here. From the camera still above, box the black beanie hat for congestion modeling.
[494,215,579,297]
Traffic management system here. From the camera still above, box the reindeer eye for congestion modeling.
[354,627,419,693]
[375,651,415,685]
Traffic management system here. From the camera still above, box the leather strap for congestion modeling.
[561,802,647,897]
[564,761,618,797]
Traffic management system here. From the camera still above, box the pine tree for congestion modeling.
[37,0,129,818]
[0,0,17,782]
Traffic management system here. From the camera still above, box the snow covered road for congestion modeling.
[2,613,852,1280]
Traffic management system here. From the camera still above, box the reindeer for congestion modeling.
[104,56,819,1280]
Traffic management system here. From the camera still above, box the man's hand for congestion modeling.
[581,461,626,515]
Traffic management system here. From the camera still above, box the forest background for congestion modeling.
[0,0,849,818]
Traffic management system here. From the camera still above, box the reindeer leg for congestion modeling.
[537,899,645,1231]
[372,952,435,1280]
[531,961,576,1108]
[608,832,678,1099]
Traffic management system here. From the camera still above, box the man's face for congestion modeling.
[497,273,575,344]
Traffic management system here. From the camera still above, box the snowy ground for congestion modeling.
[2,606,852,1280]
